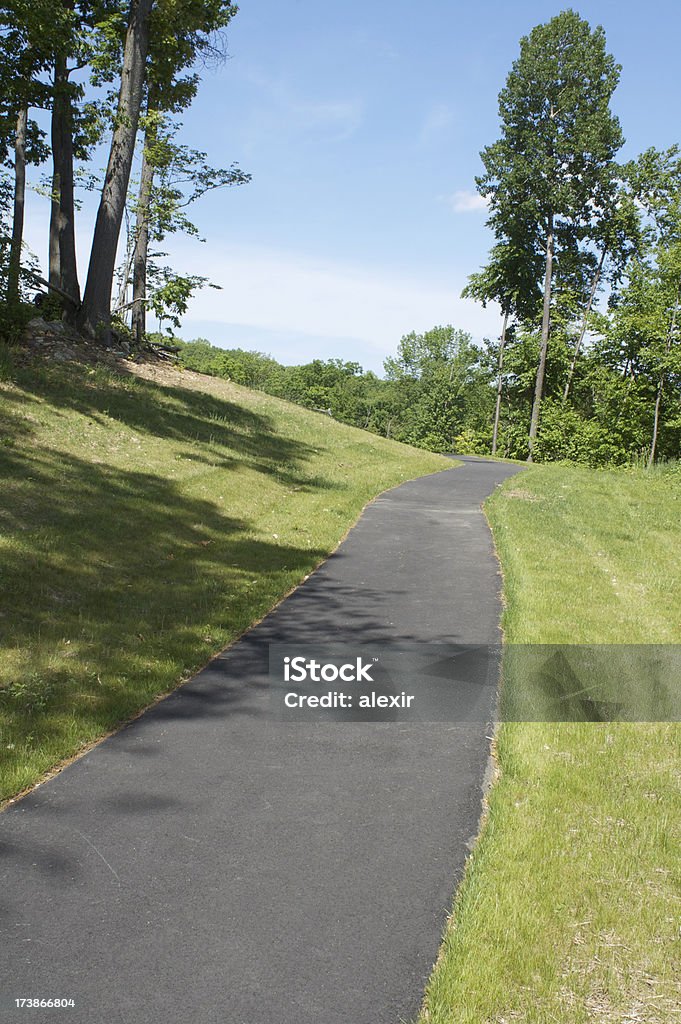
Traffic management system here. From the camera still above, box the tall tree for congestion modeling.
[0,0,52,303]
[477,10,624,459]
[129,0,243,344]
[47,0,95,316]
[6,108,28,305]
[78,0,154,340]
[0,0,121,311]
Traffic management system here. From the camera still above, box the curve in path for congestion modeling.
[0,457,523,1024]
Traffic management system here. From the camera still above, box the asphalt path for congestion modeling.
[0,456,522,1024]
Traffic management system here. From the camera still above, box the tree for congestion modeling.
[384,326,487,451]
[596,257,681,464]
[594,147,681,464]
[78,0,154,340]
[477,10,624,459]
[46,0,118,316]
[47,0,109,316]
[562,176,643,403]
[462,236,542,453]
[6,107,28,305]
[130,122,249,342]
[0,0,53,304]
[128,0,240,342]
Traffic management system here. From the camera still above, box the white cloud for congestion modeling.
[442,190,489,213]
[170,240,501,366]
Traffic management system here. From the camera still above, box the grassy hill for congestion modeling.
[0,354,449,802]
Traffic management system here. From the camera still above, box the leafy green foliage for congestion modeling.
[0,299,35,346]
[176,327,494,453]
[479,10,623,246]
[474,10,627,457]
[148,270,215,331]
[173,286,681,465]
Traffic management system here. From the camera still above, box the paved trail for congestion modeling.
[0,457,522,1024]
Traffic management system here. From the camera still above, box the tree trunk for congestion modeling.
[648,275,681,468]
[491,310,508,455]
[6,107,28,305]
[113,206,134,314]
[528,216,554,461]
[78,0,154,341]
[131,111,156,346]
[648,377,663,468]
[49,53,81,318]
[114,251,131,314]
[49,121,61,294]
[563,247,606,404]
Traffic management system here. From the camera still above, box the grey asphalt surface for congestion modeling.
[0,456,523,1024]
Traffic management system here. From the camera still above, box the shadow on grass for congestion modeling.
[0,433,330,772]
[7,361,336,490]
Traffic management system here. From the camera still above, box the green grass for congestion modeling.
[492,465,681,644]
[0,357,449,802]
[419,463,681,1024]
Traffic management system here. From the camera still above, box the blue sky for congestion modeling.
[24,0,681,373]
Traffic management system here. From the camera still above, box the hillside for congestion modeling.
[0,354,449,801]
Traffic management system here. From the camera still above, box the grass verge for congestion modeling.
[419,462,681,1023]
[0,356,449,802]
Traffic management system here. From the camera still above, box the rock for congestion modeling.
[25,317,50,335]
[18,315,139,370]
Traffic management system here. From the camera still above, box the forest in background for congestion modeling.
[0,4,680,465]
[174,292,681,465]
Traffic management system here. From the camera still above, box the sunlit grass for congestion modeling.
[419,463,681,1024]
[0,358,449,801]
